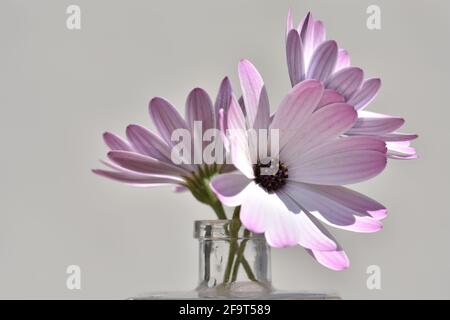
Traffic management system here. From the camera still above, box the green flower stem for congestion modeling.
[231,229,255,282]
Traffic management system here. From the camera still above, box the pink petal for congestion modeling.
[298,12,315,64]
[347,111,405,135]
[295,136,387,164]
[227,94,254,178]
[386,142,417,159]
[214,77,233,129]
[326,67,364,99]
[289,149,387,185]
[210,173,252,207]
[271,80,324,147]
[286,29,305,86]
[238,59,270,129]
[149,97,189,146]
[377,132,419,142]
[334,49,351,72]
[306,249,350,270]
[103,132,132,151]
[186,87,214,132]
[347,78,381,110]
[107,151,188,177]
[312,20,326,50]
[286,8,294,36]
[281,103,357,165]
[92,169,183,186]
[126,125,170,162]
[284,182,384,232]
[316,89,345,109]
[239,183,271,234]
[306,40,338,82]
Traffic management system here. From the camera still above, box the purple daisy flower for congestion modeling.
[285,10,417,159]
[93,78,234,217]
[211,60,388,270]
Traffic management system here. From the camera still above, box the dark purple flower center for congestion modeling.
[254,159,288,192]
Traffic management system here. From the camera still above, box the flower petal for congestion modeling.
[286,29,304,86]
[227,94,254,178]
[103,132,132,151]
[210,173,252,207]
[126,125,170,161]
[284,182,384,232]
[149,97,189,146]
[334,49,351,72]
[312,20,326,50]
[386,141,417,159]
[271,80,324,147]
[347,78,381,110]
[326,67,364,99]
[316,89,345,109]
[107,151,188,177]
[377,132,419,142]
[306,248,350,270]
[298,12,314,64]
[289,149,387,186]
[186,87,214,132]
[306,40,338,82]
[214,77,233,129]
[282,103,357,165]
[286,8,293,36]
[92,169,183,186]
[347,111,405,135]
[238,59,270,129]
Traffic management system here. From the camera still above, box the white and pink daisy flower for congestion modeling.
[285,10,417,159]
[211,60,388,270]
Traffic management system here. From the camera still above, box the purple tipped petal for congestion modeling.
[302,184,387,220]
[284,182,384,233]
[214,77,233,129]
[334,49,351,72]
[238,59,270,129]
[108,151,188,177]
[282,103,357,164]
[326,67,364,99]
[286,8,294,36]
[271,80,324,147]
[307,248,350,271]
[348,111,405,135]
[186,87,214,132]
[312,20,326,49]
[290,149,387,185]
[286,29,305,86]
[299,12,314,62]
[149,97,189,146]
[92,169,183,186]
[103,132,132,151]
[126,125,170,162]
[316,89,345,109]
[377,132,419,142]
[348,78,381,110]
[210,173,252,207]
[306,40,338,82]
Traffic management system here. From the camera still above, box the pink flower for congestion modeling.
[211,60,388,270]
[285,10,417,159]
[93,78,233,191]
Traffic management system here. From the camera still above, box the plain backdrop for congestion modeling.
[0,0,449,299]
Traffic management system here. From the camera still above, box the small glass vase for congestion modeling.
[134,220,339,300]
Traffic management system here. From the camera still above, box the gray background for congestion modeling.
[0,0,448,299]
